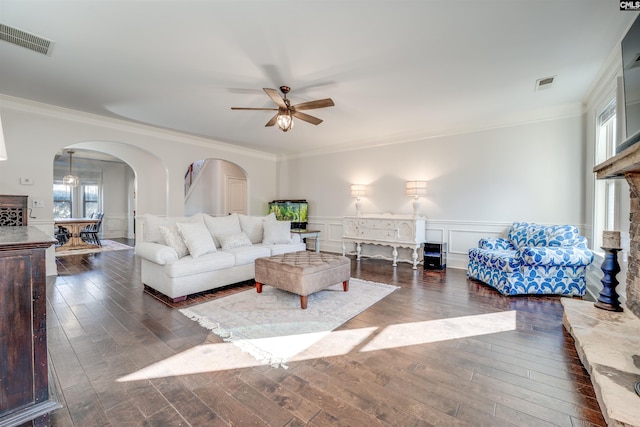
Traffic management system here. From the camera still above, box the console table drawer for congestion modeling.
[358,219,394,229]
[359,228,396,240]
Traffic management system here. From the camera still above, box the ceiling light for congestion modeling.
[276,110,294,132]
[63,150,79,187]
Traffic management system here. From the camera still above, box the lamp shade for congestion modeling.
[350,184,366,198]
[405,180,427,197]
[0,114,7,161]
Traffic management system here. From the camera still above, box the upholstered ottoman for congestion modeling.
[255,251,351,309]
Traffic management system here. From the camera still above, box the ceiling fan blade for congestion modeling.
[263,88,287,108]
[293,111,323,125]
[265,113,279,127]
[231,107,278,111]
[292,98,335,111]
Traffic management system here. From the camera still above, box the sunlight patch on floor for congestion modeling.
[117,311,516,382]
[117,327,377,382]
[360,310,517,352]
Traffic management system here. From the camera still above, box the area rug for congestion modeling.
[55,239,134,257]
[180,278,399,368]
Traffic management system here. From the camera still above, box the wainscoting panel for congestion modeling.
[425,228,445,244]
[103,215,129,239]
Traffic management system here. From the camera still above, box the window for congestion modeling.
[53,183,72,218]
[82,183,99,217]
[53,180,102,218]
[593,100,618,251]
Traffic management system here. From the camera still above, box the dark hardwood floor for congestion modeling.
[49,244,604,426]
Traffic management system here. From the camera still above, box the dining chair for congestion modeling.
[81,213,104,246]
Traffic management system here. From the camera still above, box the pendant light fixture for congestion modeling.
[63,150,79,187]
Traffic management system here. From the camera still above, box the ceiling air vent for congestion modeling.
[0,23,54,56]
[535,75,556,92]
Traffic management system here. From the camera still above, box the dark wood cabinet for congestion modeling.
[0,227,59,427]
[0,196,28,227]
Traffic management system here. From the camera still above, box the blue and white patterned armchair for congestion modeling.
[467,222,594,296]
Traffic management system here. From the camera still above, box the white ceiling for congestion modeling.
[0,1,637,156]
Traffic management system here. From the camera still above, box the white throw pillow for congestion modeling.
[239,212,278,244]
[144,213,201,244]
[159,225,189,258]
[262,221,293,245]
[177,221,217,258]
[218,232,253,250]
[203,214,241,248]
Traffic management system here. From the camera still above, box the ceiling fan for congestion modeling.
[231,86,334,132]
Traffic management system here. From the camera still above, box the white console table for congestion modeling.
[342,214,427,269]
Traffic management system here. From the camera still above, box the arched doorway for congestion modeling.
[53,149,136,239]
[184,159,248,217]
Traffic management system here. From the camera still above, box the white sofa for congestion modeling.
[135,212,306,302]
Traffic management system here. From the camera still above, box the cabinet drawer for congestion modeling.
[358,219,394,230]
[359,228,396,240]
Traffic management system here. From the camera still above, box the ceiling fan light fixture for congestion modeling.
[276,111,294,132]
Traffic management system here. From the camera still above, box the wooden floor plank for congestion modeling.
[45,245,606,426]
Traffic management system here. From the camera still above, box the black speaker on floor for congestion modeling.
[424,242,447,270]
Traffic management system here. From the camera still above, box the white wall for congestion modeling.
[278,116,587,268]
[0,95,278,275]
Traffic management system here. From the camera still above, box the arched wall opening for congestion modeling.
[58,141,167,240]
[184,158,248,217]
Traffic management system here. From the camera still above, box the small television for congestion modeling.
[268,199,308,230]
[618,15,640,152]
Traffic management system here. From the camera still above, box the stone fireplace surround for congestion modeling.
[594,140,640,318]
[559,143,640,427]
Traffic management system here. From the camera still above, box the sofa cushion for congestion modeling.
[224,245,271,266]
[239,212,277,244]
[203,214,242,248]
[144,213,202,244]
[544,225,579,247]
[177,220,217,258]
[218,232,253,250]
[507,222,546,248]
[260,242,308,255]
[263,220,293,244]
[159,225,189,258]
[507,222,581,248]
[517,246,594,267]
[164,251,236,278]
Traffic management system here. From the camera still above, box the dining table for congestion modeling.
[54,217,101,252]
